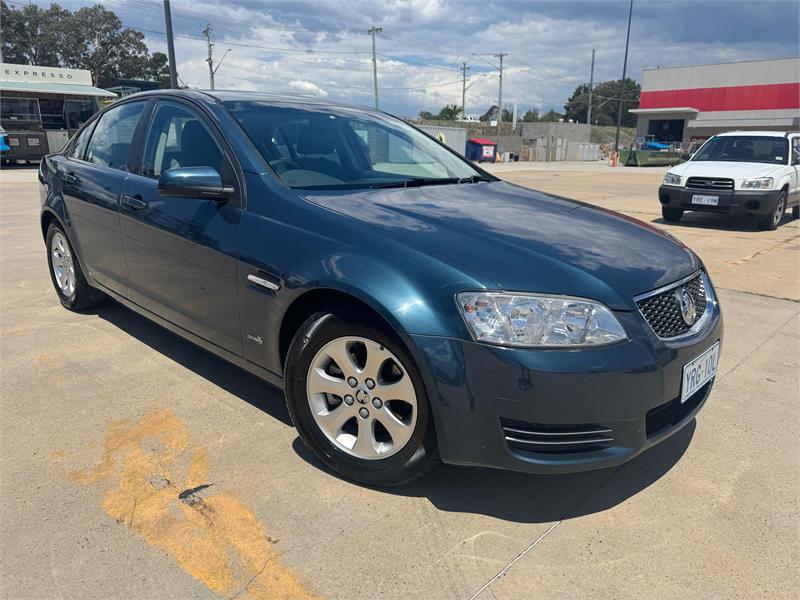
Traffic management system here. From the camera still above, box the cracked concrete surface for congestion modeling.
[1,164,798,599]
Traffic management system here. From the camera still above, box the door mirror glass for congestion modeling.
[157,166,234,200]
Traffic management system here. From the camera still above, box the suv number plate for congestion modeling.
[692,194,719,206]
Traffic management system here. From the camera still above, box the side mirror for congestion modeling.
[680,152,692,162]
[157,166,234,201]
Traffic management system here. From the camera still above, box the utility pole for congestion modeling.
[461,62,470,119]
[368,26,382,109]
[494,53,508,131]
[163,0,178,88]
[614,0,633,164]
[202,23,230,90]
[203,23,215,89]
[587,49,595,125]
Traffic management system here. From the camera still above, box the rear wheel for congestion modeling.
[46,222,105,311]
[756,192,786,231]
[284,310,438,486]
[662,207,684,222]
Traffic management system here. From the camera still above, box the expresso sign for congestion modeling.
[0,63,92,86]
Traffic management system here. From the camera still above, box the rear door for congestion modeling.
[59,99,149,293]
[790,135,800,204]
[120,98,244,354]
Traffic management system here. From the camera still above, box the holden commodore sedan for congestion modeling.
[38,90,723,486]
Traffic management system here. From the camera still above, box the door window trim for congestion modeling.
[133,96,246,209]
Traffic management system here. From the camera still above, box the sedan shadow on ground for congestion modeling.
[94,299,694,525]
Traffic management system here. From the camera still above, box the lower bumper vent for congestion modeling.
[500,418,614,454]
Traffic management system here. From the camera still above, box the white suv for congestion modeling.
[659,131,800,230]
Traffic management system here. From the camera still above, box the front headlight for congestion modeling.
[457,292,627,348]
[741,177,773,190]
[663,172,682,186]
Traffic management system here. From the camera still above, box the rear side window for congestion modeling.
[86,101,147,171]
[68,122,96,160]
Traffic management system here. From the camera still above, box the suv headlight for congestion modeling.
[457,292,627,348]
[663,172,682,186]
[741,177,773,190]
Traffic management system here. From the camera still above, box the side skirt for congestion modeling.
[93,281,285,390]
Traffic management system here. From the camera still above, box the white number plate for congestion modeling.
[692,194,719,206]
[681,341,720,403]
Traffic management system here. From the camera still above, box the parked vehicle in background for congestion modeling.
[0,125,10,163]
[659,131,800,230]
[39,90,723,486]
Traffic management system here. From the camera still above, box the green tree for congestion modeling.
[522,108,539,122]
[539,109,563,122]
[564,78,640,127]
[436,104,461,120]
[419,110,436,120]
[479,105,498,122]
[1,2,168,87]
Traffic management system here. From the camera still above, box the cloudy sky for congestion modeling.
[25,0,800,116]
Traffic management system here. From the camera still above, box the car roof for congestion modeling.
[715,130,795,138]
[122,88,378,114]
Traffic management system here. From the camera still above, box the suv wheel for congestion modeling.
[284,310,439,486]
[662,207,684,222]
[757,192,786,231]
[46,222,105,311]
[792,202,799,220]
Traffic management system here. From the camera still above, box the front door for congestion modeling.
[120,99,243,354]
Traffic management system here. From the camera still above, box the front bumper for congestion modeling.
[410,300,723,474]
[659,185,782,216]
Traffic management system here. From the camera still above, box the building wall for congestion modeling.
[519,122,591,144]
[633,58,800,142]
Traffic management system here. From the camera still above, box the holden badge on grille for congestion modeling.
[674,288,697,325]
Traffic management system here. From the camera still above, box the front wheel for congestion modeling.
[284,310,439,486]
[757,192,786,231]
[792,202,799,220]
[662,207,684,222]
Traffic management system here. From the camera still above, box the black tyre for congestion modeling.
[792,202,799,220]
[662,207,684,222]
[756,191,786,231]
[45,222,105,311]
[284,309,439,487]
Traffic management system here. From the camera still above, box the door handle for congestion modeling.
[121,194,148,210]
[63,172,79,185]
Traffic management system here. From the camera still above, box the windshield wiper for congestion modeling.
[369,175,491,189]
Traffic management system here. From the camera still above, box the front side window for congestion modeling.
[141,101,231,182]
[225,101,485,190]
[693,136,789,165]
[86,101,147,171]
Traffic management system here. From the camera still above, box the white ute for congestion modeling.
[659,131,800,230]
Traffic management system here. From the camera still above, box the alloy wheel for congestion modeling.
[773,196,785,227]
[51,232,76,298]
[306,336,418,460]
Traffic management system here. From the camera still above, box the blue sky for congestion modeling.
[14,0,800,117]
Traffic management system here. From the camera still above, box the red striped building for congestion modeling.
[630,57,800,143]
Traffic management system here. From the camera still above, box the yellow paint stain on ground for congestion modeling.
[49,449,66,458]
[71,409,316,599]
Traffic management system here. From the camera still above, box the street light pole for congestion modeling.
[613,0,633,164]
[163,0,178,88]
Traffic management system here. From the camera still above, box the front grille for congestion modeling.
[686,177,734,191]
[636,273,707,339]
[500,418,614,454]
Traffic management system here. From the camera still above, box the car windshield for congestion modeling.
[692,135,788,165]
[224,100,487,190]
